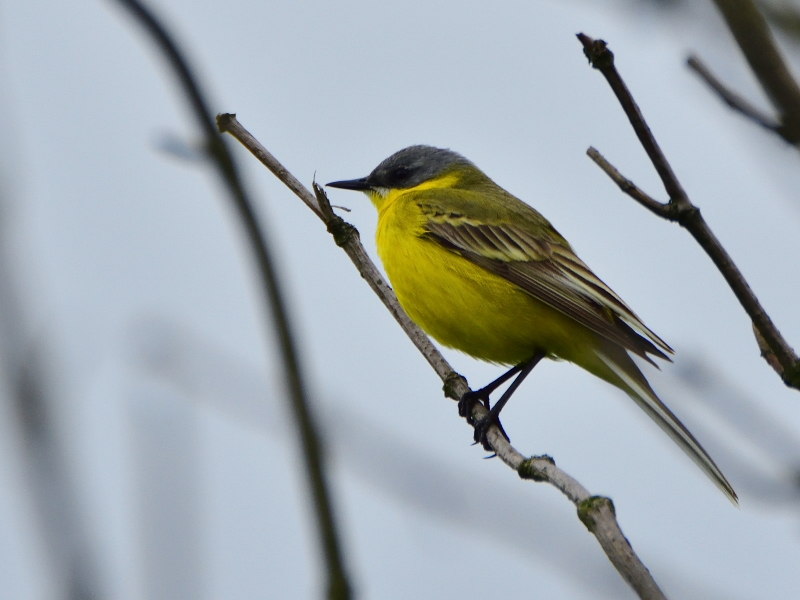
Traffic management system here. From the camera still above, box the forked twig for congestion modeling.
[712,0,800,144]
[578,33,800,391]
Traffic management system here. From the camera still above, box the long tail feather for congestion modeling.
[595,347,738,504]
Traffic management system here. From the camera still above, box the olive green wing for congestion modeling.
[418,198,673,363]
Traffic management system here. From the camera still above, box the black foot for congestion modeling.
[472,413,510,451]
[459,353,545,452]
[458,389,490,422]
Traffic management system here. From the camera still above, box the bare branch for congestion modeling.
[686,54,782,133]
[577,33,690,208]
[578,33,800,391]
[219,113,668,599]
[712,0,800,143]
[109,3,351,598]
[586,147,671,218]
[758,0,800,39]
[215,114,324,219]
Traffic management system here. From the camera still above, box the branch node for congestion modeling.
[672,202,700,226]
[518,455,556,482]
[753,322,783,373]
[776,121,800,144]
[577,496,615,532]
[327,217,360,248]
[577,33,614,69]
[313,182,361,248]
[216,112,236,133]
[750,314,800,387]
[442,371,469,401]
[785,363,800,389]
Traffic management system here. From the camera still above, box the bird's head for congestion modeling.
[327,145,482,209]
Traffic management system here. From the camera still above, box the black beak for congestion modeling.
[326,177,371,191]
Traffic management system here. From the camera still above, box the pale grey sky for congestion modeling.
[1,0,800,598]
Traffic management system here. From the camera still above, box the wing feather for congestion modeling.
[423,218,672,361]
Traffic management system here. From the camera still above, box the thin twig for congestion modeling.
[218,113,668,600]
[686,54,781,133]
[586,148,671,218]
[578,33,800,391]
[712,0,800,143]
[109,2,351,598]
[577,34,690,208]
[758,0,800,39]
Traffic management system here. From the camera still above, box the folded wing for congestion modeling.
[422,218,673,364]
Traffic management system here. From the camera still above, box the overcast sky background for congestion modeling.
[1,0,800,598]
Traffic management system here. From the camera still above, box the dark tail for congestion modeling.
[594,344,737,504]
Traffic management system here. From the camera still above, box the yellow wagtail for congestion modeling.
[328,145,736,503]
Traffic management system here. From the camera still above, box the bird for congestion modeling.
[327,144,737,503]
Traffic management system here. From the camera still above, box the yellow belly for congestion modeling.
[376,198,598,367]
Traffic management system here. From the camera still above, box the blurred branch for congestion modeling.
[108,2,351,598]
[578,33,800,391]
[0,146,101,599]
[709,0,800,143]
[218,113,668,600]
[758,0,800,38]
[9,347,102,600]
[686,54,781,132]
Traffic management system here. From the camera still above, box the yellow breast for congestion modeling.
[374,192,595,366]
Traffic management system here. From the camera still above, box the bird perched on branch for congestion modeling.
[328,145,736,503]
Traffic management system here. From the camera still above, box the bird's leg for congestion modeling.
[458,363,524,420]
[473,350,546,451]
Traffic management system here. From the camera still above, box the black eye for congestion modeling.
[390,166,412,185]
